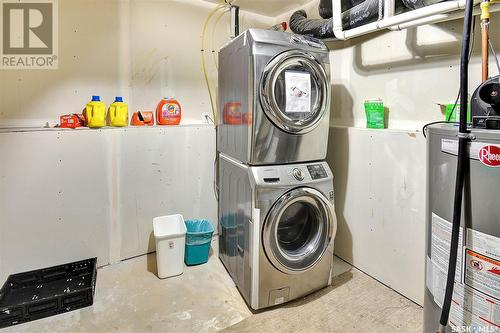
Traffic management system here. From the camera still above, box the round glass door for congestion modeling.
[260,50,329,134]
[263,188,335,274]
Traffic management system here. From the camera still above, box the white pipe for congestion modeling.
[333,0,461,39]
[384,0,395,18]
[340,21,381,39]
[391,11,464,30]
[378,1,461,27]
[391,4,500,30]
[333,0,345,39]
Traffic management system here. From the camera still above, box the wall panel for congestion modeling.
[327,126,426,305]
[0,125,216,282]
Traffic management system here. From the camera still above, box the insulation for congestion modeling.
[289,10,335,39]
[319,0,333,19]
[289,0,383,38]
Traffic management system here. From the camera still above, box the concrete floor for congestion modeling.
[1,240,422,333]
[224,268,423,332]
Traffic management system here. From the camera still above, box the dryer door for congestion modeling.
[263,187,336,274]
[260,50,329,135]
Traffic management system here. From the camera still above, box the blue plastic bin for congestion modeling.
[184,219,214,266]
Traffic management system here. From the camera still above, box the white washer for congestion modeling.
[218,154,337,310]
[217,29,331,165]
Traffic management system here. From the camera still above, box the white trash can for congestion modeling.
[153,214,187,279]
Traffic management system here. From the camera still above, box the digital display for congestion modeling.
[307,164,327,180]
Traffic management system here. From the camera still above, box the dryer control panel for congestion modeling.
[253,161,331,186]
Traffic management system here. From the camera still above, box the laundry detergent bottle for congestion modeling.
[85,95,106,128]
[156,97,181,125]
[108,96,128,127]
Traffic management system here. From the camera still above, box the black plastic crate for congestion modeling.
[0,258,97,328]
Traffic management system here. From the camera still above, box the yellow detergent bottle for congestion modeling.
[108,96,128,127]
[85,96,106,128]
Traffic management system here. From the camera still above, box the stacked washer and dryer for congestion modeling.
[217,29,338,310]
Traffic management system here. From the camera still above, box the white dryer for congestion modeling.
[218,153,337,310]
[217,29,331,165]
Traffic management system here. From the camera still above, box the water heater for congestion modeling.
[424,124,500,332]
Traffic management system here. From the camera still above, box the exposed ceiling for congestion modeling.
[203,0,314,17]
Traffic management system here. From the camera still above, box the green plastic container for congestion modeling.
[445,102,471,122]
[184,219,214,266]
[364,99,385,129]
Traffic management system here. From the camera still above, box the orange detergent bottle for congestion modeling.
[156,97,181,125]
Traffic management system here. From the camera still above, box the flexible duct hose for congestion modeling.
[291,0,445,39]
[342,0,383,30]
[437,0,473,331]
[289,10,334,39]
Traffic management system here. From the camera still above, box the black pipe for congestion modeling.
[437,0,474,331]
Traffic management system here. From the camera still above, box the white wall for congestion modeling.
[0,0,273,127]
[0,125,216,283]
[2,0,498,306]
[0,0,278,283]
[275,3,500,305]
[327,127,426,305]
[0,129,112,283]
[0,0,272,283]
[277,2,500,130]
[326,15,500,130]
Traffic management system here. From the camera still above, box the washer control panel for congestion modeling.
[290,34,327,50]
[307,164,328,180]
[252,161,331,186]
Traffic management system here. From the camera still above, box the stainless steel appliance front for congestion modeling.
[263,187,334,274]
[218,154,337,310]
[217,29,331,165]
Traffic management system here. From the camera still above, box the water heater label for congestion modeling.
[429,213,464,282]
[467,228,500,261]
[464,249,500,301]
[448,282,500,331]
[426,214,464,307]
[478,145,500,168]
[442,139,500,168]
[428,214,500,330]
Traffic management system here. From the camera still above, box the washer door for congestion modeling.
[260,50,329,135]
[263,187,336,274]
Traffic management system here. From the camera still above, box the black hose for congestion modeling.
[437,0,473,331]
[289,10,334,39]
